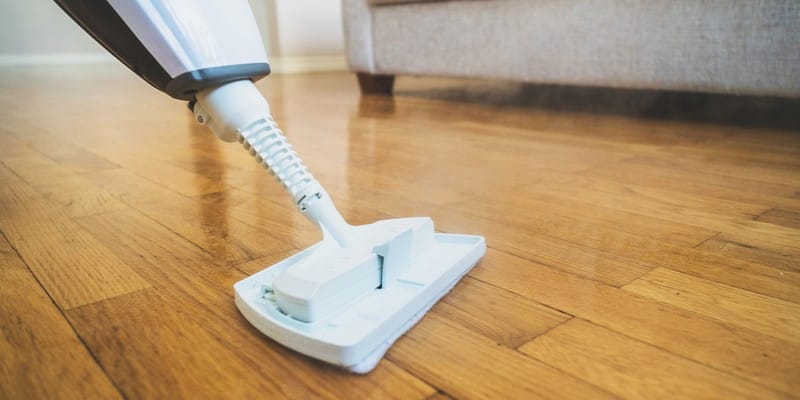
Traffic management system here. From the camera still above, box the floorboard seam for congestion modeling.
[425,390,452,400]
[691,231,721,249]
[574,314,796,399]
[0,230,130,400]
[622,266,798,304]
[383,356,446,399]
[512,315,575,351]
[477,247,797,398]
[509,334,621,400]
[466,256,576,318]
[123,204,217,260]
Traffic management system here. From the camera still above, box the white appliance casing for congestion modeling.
[107,0,268,78]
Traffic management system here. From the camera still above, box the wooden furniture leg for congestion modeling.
[356,73,395,95]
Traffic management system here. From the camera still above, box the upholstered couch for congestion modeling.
[341,0,800,97]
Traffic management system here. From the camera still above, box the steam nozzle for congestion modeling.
[194,80,355,247]
[193,80,268,143]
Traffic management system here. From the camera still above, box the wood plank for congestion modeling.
[233,249,301,275]
[447,182,718,249]
[520,319,787,400]
[623,268,800,344]
[639,151,800,187]
[196,186,394,250]
[0,130,35,157]
[22,134,119,173]
[696,235,798,274]
[431,180,797,301]
[435,277,571,348]
[500,190,718,247]
[716,230,800,264]
[84,168,295,263]
[470,248,800,396]
[332,115,630,197]
[67,288,434,399]
[757,208,800,229]
[430,205,653,287]
[196,187,322,249]
[524,174,799,250]
[0,233,122,399]
[653,133,800,167]
[73,208,435,398]
[469,203,799,303]
[587,160,800,213]
[658,247,800,304]
[425,391,454,400]
[452,120,663,158]
[0,162,19,183]
[3,152,127,218]
[450,108,798,156]
[388,313,614,400]
[82,140,228,197]
[442,189,792,287]
[316,167,477,220]
[0,182,150,309]
[531,172,770,221]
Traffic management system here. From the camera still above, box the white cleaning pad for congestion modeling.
[345,271,466,373]
[234,224,484,373]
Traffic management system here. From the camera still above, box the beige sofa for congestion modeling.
[341,0,800,97]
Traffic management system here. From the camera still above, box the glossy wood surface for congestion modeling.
[1,65,798,399]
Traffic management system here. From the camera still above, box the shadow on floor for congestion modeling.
[395,81,800,132]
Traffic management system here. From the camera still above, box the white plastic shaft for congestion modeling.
[195,80,355,247]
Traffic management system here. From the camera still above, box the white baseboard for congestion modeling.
[0,52,347,74]
[269,55,348,74]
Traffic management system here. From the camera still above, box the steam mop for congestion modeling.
[56,0,485,373]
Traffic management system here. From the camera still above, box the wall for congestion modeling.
[272,1,345,57]
[0,1,108,63]
[0,0,346,72]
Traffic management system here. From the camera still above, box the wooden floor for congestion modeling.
[1,65,799,399]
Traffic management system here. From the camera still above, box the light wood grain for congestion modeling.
[68,288,434,399]
[435,183,800,300]
[524,174,798,247]
[0,162,19,183]
[696,235,798,273]
[23,134,119,173]
[388,313,615,400]
[425,391,454,400]
[0,234,122,400]
[640,150,800,187]
[0,132,35,157]
[93,145,229,197]
[586,158,800,213]
[0,181,150,309]
[520,318,786,400]
[758,208,800,229]
[435,277,571,348]
[624,268,800,344]
[425,205,648,288]
[83,168,295,263]
[718,230,800,266]
[1,65,798,398]
[470,248,800,396]
[3,152,127,218]
[233,249,302,275]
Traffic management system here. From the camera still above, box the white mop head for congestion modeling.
[234,218,484,373]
